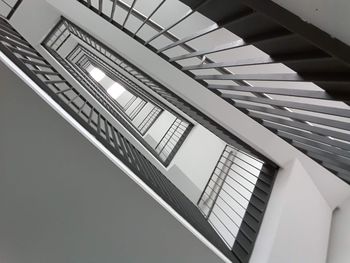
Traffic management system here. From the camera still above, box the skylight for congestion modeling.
[107,82,126,99]
[88,67,105,82]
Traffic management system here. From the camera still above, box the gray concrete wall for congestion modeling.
[0,55,227,263]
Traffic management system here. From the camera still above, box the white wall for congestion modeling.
[250,159,332,263]
[144,110,176,148]
[327,196,350,263]
[168,125,226,201]
[272,0,350,46]
[57,35,78,59]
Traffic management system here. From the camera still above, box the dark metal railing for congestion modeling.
[68,44,159,113]
[127,98,146,120]
[198,145,275,262]
[137,105,162,134]
[77,0,350,183]
[75,56,149,122]
[0,0,22,19]
[54,16,276,172]
[46,47,172,166]
[155,117,191,163]
[123,95,137,111]
[0,17,239,262]
[42,19,194,166]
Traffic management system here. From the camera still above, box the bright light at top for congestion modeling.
[107,82,126,99]
[89,67,105,82]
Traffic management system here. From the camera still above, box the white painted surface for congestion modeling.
[144,110,176,148]
[250,159,332,263]
[327,196,350,263]
[272,0,350,46]
[168,125,226,201]
[10,0,60,45]
[57,35,78,58]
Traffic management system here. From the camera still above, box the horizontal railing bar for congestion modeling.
[213,167,266,199]
[216,160,258,185]
[202,192,245,235]
[7,46,43,60]
[20,58,52,67]
[210,210,239,241]
[182,53,330,70]
[0,19,18,31]
[208,213,236,247]
[158,23,219,53]
[336,173,350,183]
[251,112,350,141]
[202,187,245,219]
[195,73,350,82]
[264,121,350,151]
[322,162,350,179]
[293,141,350,166]
[44,80,67,84]
[55,87,75,95]
[49,27,68,48]
[207,84,339,100]
[278,131,350,159]
[133,0,166,36]
[224,93,350,117]
[105,0,182,44]
[223,143,265,165]
[0,27,29,45]
[56,34,70,51]
[221,148,262,171]
[234,102,350,131]
[169,29,291,61]
[158,9,255,53]
[0,0,12,8]
[32,70,60,75]
[0,34,35,54]
[145,0,210,45]
[55,87,74,94]
[309,153,350,173]
[207,175,263,222]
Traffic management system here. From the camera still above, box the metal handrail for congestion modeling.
[42,18,192,166]
[56,16,276,167]
[198,145,276,262]
[76,0,350,183]
[0,0,22,19]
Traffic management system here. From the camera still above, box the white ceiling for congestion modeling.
[272,0,350,46]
